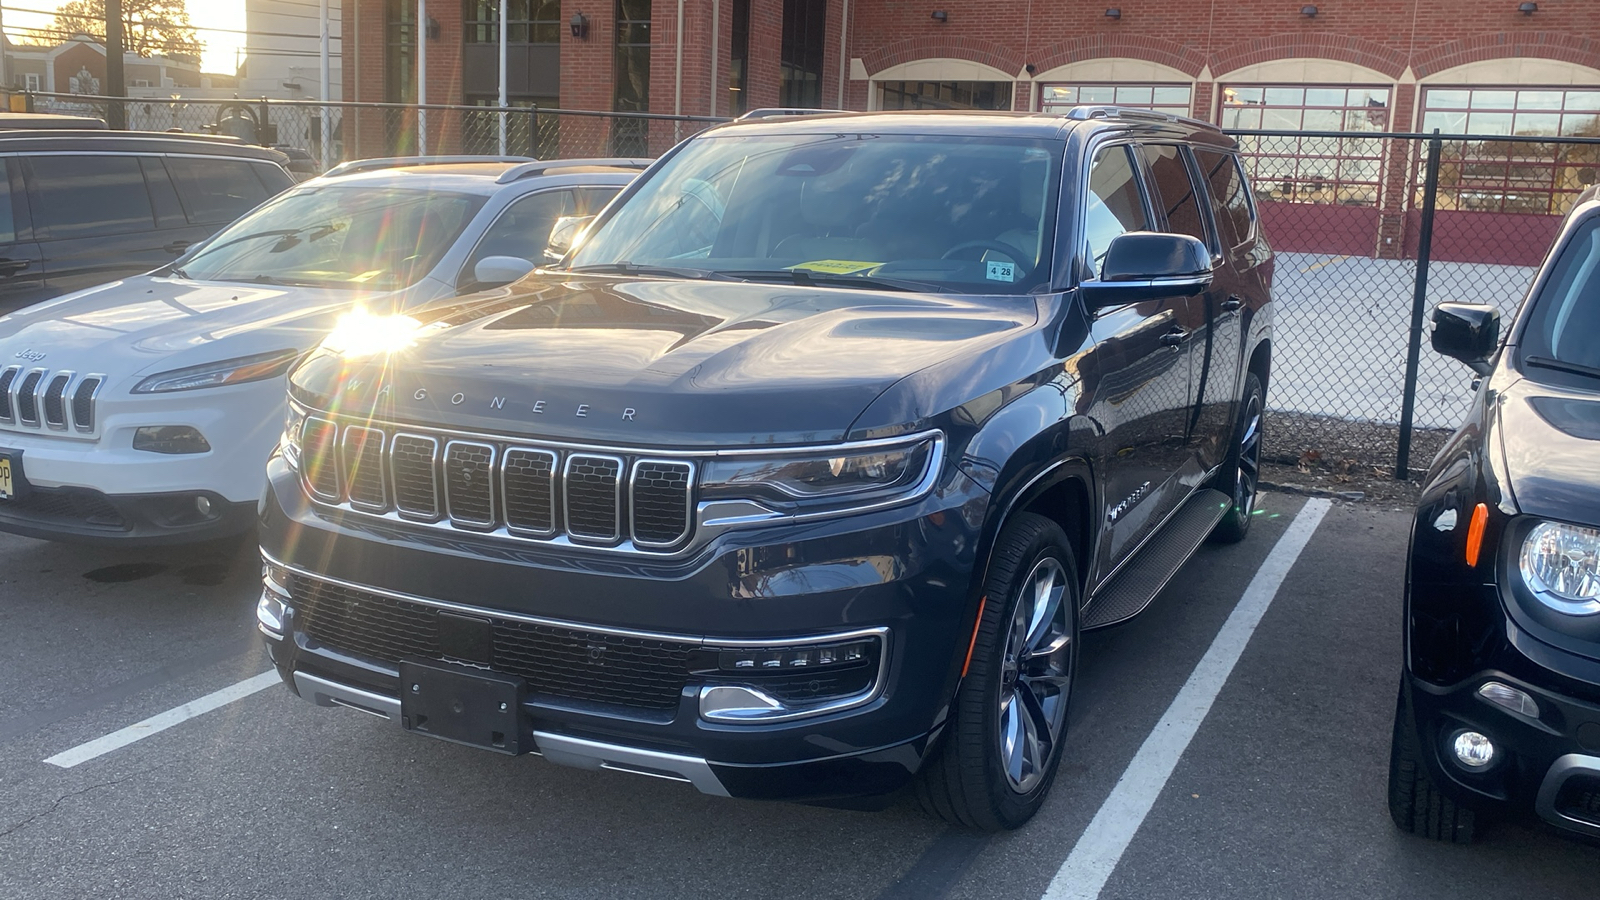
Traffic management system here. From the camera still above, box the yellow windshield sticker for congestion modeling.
[787,260,881,275]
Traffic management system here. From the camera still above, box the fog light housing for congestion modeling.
[257,590,287,635]
[1451,730,1496,768]
[698,630,886,723]
[133,425,211,454]
[1477,681,1540,719]
[716,639,871,671]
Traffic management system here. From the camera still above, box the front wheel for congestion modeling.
[916,512,1079,831]
[1388,684,1478,843]
[1210,371,1264,544]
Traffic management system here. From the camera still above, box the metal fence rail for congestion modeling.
[15,94,1598,478]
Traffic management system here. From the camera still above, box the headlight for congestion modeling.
[321,309,422,357]
[699,434,941,510]
[1519,521,1600,616]
[132,349,300,394]
[281,404,308,469]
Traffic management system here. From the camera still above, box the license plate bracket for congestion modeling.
[0,449,26,501]
[398,660,525,755]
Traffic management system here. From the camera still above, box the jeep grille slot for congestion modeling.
[564,454,623,542]
[300,418,341,501]
[42,373,71,428]
[502,448,557,536]
[341,426,387,511]
[631,460,694,546]
[0,366,19,422]
[15,370,43,425]
[443,441,497,529]
[71,376,102,432]
[390,434,440,519]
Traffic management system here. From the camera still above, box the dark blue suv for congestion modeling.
[257,108,1274,831]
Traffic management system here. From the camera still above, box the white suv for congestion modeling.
[0,156,644,543]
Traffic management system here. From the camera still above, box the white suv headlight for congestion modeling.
[1519,521,1600,616]
[132,349,300,393]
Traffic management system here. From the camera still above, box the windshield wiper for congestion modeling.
[1525,356,1600,382]
[567,263,736,281]
[721,269,947,293]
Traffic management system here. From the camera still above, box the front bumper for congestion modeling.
[258,453,990,801]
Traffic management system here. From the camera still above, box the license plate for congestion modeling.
[0,456,11,500]
[398,660,524,755]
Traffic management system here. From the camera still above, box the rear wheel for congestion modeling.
[916,512,1079,831]
[1388,684,1477,844]
[1210,372,1264,544]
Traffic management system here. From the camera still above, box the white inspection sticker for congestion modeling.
[986,260,1016,282]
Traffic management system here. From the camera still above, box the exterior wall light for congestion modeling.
[425,16,440,40]
[1518,1,1537,12]
[931,10,948,22]
[1105,8,1122,19]
[1301,4,1318,16]
[570,12,590,39]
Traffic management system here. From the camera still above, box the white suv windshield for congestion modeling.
[176,186,487,290]
[568,132,1062,294]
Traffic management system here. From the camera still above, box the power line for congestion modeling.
[0,4,342,41]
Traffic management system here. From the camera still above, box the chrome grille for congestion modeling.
[15,369,42,424]
[0,368,105,433]
[42,372,70,429]
[71,376,102,432]
[564,454,622,542]
[298,418,697,552]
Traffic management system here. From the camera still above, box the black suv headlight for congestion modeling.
[281,402,308,470]
[698,432,942,516]
[1519,520,1600,616]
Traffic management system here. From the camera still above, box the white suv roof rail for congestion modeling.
[322,155,536,178]
[495,158,653,184]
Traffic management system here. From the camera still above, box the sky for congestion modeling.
[4,0,249,76]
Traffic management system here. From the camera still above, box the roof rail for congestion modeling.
[735,108,852,121]
[494,157,654,184]
[1059,105,1222,131]
[322,155,536,178]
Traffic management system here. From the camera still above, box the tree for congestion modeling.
[53,0,203,59]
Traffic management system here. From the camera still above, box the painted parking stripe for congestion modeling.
[43,670,280,769]
[1042,498,1332,900]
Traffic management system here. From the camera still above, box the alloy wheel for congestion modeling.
[1235,392,1263,518]
[997,556,1075,794]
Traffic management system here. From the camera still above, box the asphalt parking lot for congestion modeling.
[1,493,1595,899]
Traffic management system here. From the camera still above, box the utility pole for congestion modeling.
[105,0,126,128]
[320,0,332,170]
[0,3,10,97]
[497,0,507,155]
[415,0,426,155]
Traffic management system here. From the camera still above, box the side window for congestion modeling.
[1138,144,1211,248]
[577,187,621,215]
[1194,149,1254,250]
[0,160,15,244]
[168,157,271,225]
[138,157,187,228]
[1083,145,1150,277]
[465,189,577,278]
[29,155,155,239]
[251,161,295,194]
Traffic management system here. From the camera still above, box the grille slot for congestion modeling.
[0,366,21,422]
[42,373,71,429]
[342,426,387,511]
[71,376,102,432]
[15,369,43,425]
[289,575,694,712]
[390,434,440,519]
[443,440,496,529]
[502,448,557,536]
[300,417,341,501]
[564,454,623,542]
[631,460,694,546]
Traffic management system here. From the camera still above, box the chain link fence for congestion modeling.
[15,95,1597,478]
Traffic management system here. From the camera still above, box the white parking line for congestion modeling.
[43,670,280,769]
[1042,498,1332,900]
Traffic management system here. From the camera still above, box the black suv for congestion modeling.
[1390,192,1600,844]
[0,131,294,311]
[258,108,1274,830]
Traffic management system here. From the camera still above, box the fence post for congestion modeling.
[1396,129,1443,480]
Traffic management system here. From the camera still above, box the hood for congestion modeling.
[0,275,424,381]
[299,275,1038,446]
[1495,376,1600,521]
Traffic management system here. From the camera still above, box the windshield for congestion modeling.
[175,186,487,290]
[1519,217,1600,387]
[568,132,1062,293]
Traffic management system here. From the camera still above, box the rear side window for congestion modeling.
[0,160,15,243]
[1194,149,1254,249]
[466,189,577,275]
[252,161,295,194]
[1083,145,1150,276]
[29,155,154,239]
[168,157,271,225]
[1139,144,1210,248]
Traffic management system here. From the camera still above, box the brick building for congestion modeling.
[343,0,1600,261]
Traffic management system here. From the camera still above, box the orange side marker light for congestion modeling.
[961,596,987,677]
[1465,503,1489,567]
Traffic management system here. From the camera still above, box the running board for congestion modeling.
[1083,488,1233,630]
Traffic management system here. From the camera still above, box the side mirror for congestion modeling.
[1081,232,1213,308]
[544,215,595,262]
[472,255,536,288]
[1431,302,1500,376]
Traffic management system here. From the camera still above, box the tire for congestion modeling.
[916,512,1080,831]
[1387,684,1477,844]
[1209,371,1264,544]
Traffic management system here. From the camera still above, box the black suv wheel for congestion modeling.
[916,512,1079,831]
[1388,685,1477,844]
[1210,371,1264,544]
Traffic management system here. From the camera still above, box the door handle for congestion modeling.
[1220,296,1243,312]
[1159,328,1187,348]
[163,240,191,255]
[0,258,29,277]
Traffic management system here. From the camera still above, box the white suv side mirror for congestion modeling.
[472,255,536,288]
